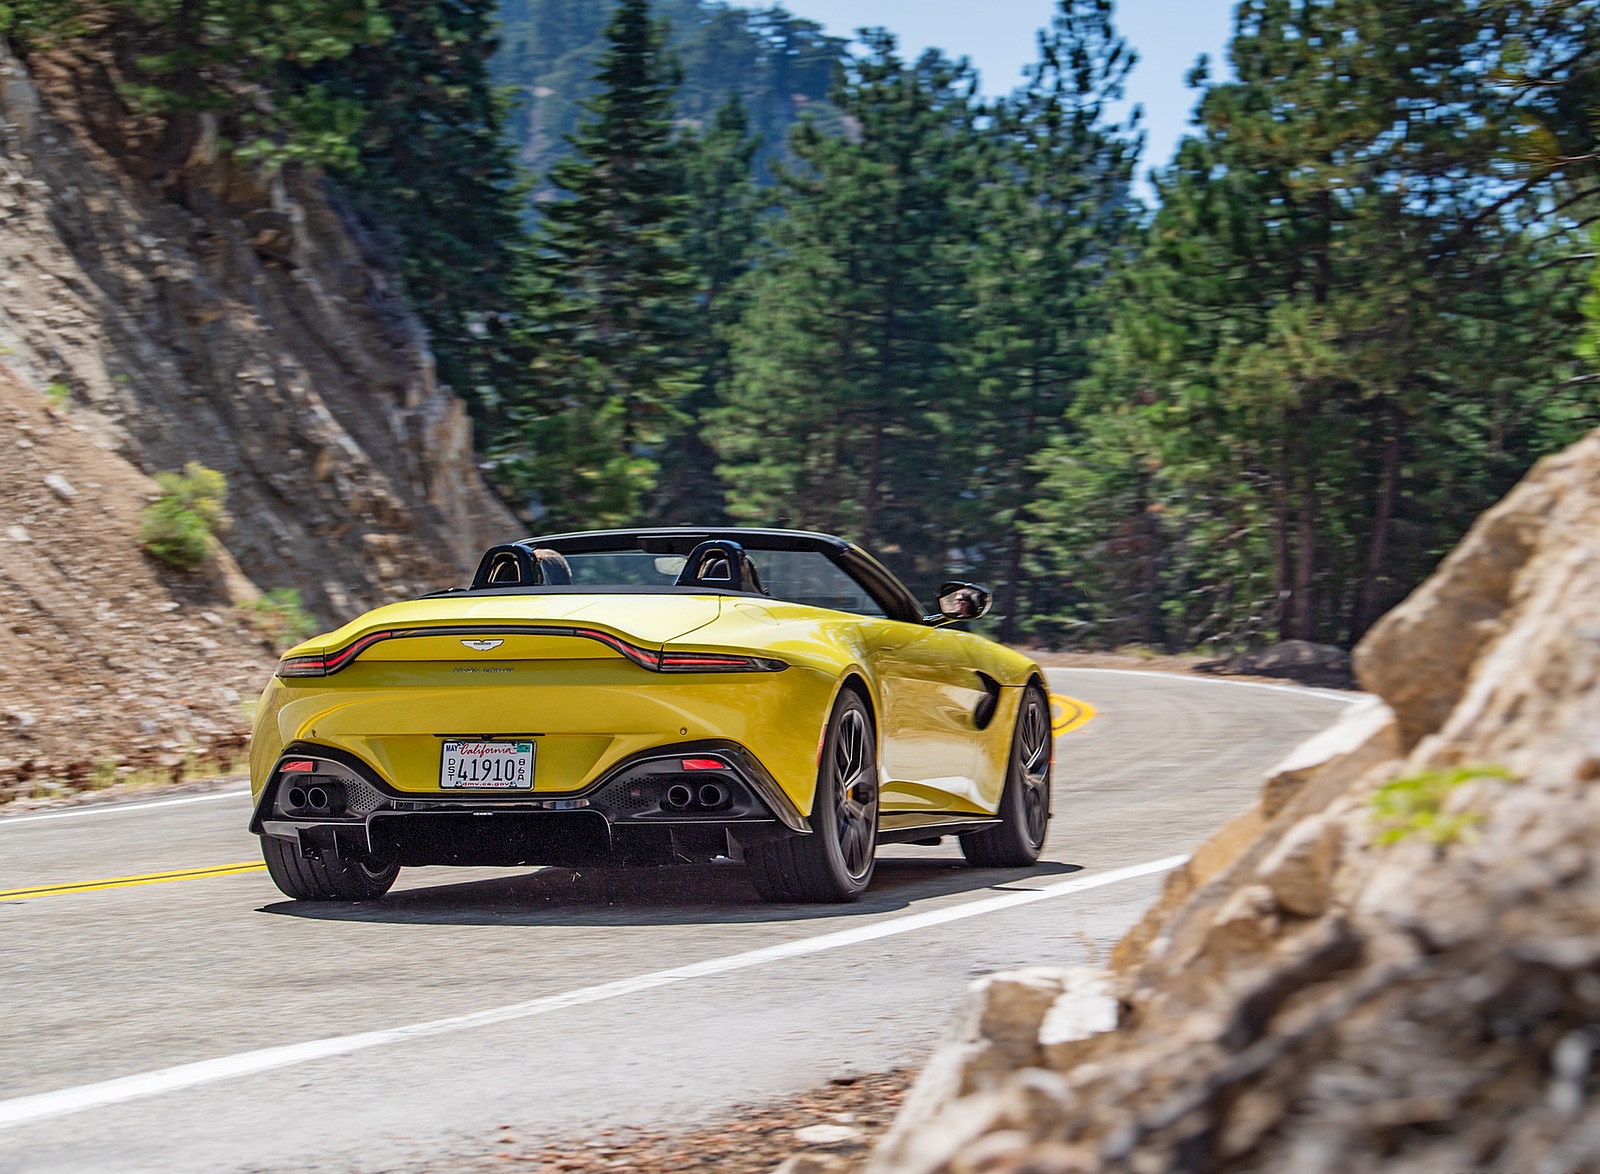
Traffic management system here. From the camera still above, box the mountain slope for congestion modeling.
[493,0,847,185]
[0,40,516,624]
[0,37,519,797]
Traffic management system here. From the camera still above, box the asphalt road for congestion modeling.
[0,669,1355,1174]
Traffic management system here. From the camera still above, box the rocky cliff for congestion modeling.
[870,425,1600,1173]
[0,37,517,797]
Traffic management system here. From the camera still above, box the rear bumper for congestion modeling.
[251,741,809,868]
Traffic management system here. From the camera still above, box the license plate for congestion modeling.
[440,741,536,789]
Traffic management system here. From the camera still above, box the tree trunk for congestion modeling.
[156,0,204,182]
[1138,494,1162,647]
[1293,442,1319,641]
[863,419,884,546]
[999,525,1025,644]
[1273,440,1294,641]
[1354,401,1403,638]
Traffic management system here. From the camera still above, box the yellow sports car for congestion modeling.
[248,529,1052,904]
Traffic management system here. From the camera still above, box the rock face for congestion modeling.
[0,38,515,625]
[0,38,518,794]
[868,426,1600,1173]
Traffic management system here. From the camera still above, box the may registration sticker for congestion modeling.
[440,741,535,789]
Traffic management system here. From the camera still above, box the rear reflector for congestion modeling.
[680,758,727,771]
[281,760,315,773]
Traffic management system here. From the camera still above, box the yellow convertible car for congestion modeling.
[249,529,1052,904]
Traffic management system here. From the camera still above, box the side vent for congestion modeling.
[973,672,1002,730]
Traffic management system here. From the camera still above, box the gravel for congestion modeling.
[413,1069,912,1173]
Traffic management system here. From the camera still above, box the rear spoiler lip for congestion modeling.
[275,622,785,678]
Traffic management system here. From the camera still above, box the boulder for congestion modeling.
[862,427,1600,1174]
[1038,969,1120,1070]
[1255,812,1339,917]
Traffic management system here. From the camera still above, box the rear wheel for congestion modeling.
[749,689,878,903]
[261,834,399,901]
[961,682,1052,868]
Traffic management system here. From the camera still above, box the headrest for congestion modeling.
[470,544,571,591]
[674,540,766,595]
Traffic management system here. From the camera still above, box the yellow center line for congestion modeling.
[0,862,266,902]
[1050,693,1098,736]
[6,704,1098,903]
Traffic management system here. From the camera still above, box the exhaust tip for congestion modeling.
[664,783,694,810]
[286,786,308,810]
[697,783,729,810]
[307,786,330,811]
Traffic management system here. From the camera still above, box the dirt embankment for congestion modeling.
[0,38,516,798]
[0,365,271,797]
[866,424,1600,1173]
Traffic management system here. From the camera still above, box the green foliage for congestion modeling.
[509,0,696,528]
[43,381,69,409]
[713,33,985,590]
[238,588,318,652]
[286,0,533,426]
[13,0,1597,648]
[962,0,1142,637]
[1582,226,1600,371]
[138,462,229,570]
[0,0,85,50]
[234,85,367,171]
[1026,0,1600,650]
[114,0,393,169]
[1370,765,1517,846]
[653,93,763,523]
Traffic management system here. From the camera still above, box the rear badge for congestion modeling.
[461,639,505,652]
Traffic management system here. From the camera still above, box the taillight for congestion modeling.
[275,631,393,678]
[280,760,315,773]
[658,651,787,673]
[276,654,327,678]
[681,758,728,771]
[571,628,661,670]
[569,632,784,673]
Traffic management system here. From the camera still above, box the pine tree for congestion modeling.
[713,33,982,590]
[653,94,762,524]
[291,0,532,431]
[512,0,695,529]
[965,0,1142,640]
[1027,0,1600,651]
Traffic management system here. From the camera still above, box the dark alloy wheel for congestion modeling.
[261,834,400,901]
[749,688,879,903]
[961,682,1052,867]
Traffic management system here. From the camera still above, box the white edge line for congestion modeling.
[1046,666,1362,705]
[0,789,252,828]
[0,853,1188,1132]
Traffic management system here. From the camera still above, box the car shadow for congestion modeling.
[256,856,1084,927]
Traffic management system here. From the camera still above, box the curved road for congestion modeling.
[0,669,1354,1173]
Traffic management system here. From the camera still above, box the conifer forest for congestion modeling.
[6,0,1598,649]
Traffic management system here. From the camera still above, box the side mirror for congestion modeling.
[932,581,992,624]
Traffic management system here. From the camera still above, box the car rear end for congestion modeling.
[248,594,836,872]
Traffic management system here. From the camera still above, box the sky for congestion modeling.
[725,0,1240,198]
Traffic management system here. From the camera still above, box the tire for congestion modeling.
[749,688,879,903]
[261,834,399,901]
[961,682,1052,868]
